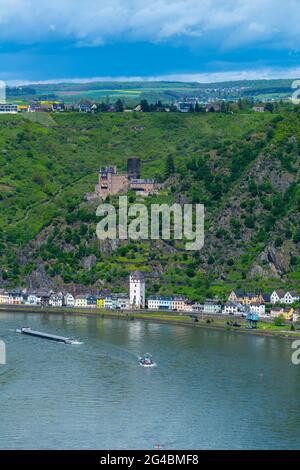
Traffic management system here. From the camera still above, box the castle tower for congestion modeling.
[129,270,145,309]
[127,157,140,179]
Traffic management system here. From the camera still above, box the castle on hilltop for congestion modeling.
[94,157,160,199]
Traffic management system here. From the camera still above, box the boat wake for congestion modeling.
[139,361,157,368]
[97,340,143,365]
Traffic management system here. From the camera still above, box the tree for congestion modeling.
[98,102,108,112]
[165,154,175,178]
[293,229,300,243]
[274,314,285,326]
[115,99,124,112]
[221,101,230,114]
[140,99,150,112]
[265,102,274,113]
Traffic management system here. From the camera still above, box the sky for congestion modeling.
[1,0,300,84]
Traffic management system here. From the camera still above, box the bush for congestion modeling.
[274,314,285,327]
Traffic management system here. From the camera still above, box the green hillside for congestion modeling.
[8,78,295,104]
[1,109,300,300]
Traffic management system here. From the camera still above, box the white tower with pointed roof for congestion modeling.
[129,270,145,309]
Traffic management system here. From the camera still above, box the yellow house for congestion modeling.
[283,308,294,320]
[228,290,264,305]
[270,307,294,320]
[96,298,105,308]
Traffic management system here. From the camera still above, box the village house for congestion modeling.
[108,293,130,309]
[148,295,173,310]
[8,289,23,305]
[17,105,28,112]
[282,290,299,304]
[40,102,53,112]
[108,295,119,309]
[49,293,63,308]
[63,293,75,307]
[201,300,222,314]
[0,103,18,114]
[37,290,52,306]
[28,103,42,112]
[171,296,187,311]
[79,103,92,113]
[222,301,244,315]
[74,295,88,308]
[114,295,130,310]
[228,290,264,305]
[0,289,9,304]
[270,307,294,320]
[183,301,196,312]
[249,303,266,317]
[23,292,40,305]
[147,295,160,310]
[96,296,105,308]
[104,296,113,309]
[86,294,97,308]
[52,102,65,112]
[205,103,221,113]
[175,101,191,113]
[270,290,299,304]
[190,302,203,312]
[252,106,265,112]
[228,290,244,302]
[270,290,285,304]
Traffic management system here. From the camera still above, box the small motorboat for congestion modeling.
[139,353,155,367]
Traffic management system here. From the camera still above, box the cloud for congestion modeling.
[0,0,300,51]
[7,66,300,86]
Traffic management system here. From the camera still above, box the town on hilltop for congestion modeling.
[0,271,299,322]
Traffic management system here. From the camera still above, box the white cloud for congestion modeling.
[0,0,299,50]
[7,67,300,86]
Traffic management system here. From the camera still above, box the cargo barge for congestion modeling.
[16,327,81,344]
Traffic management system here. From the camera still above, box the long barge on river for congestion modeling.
[16,327,81,344]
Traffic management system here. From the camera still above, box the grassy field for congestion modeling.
[7,78,295,104]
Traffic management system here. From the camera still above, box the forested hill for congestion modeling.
[1,109,300,300]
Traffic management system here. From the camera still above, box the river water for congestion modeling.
[0,311,299,450]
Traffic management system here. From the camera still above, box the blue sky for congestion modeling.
[1,0,300,84]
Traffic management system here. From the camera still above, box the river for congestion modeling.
[0,311,299,449]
